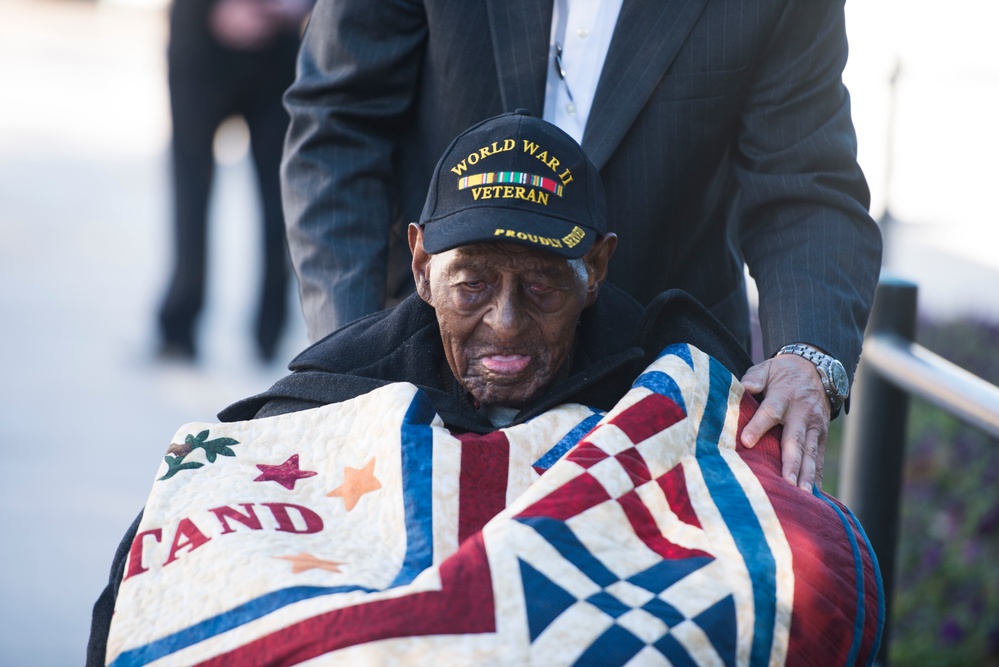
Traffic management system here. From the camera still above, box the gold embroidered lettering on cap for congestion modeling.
[562,225,586,248]
[450,139,517,176]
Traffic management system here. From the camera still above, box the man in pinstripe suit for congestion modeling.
[278,0,883,492]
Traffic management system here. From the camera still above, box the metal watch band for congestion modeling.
[775,343,849,417]
[778,343,825,365]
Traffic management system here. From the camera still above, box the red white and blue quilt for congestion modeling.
[106,344,883,666]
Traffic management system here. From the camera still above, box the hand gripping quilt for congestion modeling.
[105,344,883,666]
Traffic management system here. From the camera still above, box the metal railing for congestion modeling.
[838,274,999,666]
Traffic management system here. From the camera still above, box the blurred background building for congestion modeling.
[0,0,996,664]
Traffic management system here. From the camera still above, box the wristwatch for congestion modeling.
[776,343,850,418]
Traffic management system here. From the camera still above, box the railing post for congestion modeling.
[840,275,918,666]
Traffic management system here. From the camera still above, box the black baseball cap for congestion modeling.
[419,110,606,259]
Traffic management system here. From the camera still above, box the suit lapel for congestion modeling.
[485,0,553,114]
[583,0,709,170]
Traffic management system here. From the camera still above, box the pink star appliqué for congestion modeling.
[254,454,318,490]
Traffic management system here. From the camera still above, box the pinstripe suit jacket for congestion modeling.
[281,0,882,380]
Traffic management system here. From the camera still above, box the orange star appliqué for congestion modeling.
[274,552,343,574]
[327,457,382,511]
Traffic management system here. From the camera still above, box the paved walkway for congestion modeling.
[0,1,308,664]
[0,0,996,664]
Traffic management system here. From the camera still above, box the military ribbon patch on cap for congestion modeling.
[457,172,564,197]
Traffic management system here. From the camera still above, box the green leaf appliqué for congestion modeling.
[158,430,240,481]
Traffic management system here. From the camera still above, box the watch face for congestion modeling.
[830,360,850,398]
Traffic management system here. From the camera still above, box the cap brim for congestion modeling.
[421,207,596,259]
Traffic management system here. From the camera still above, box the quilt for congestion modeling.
[105,344,883,666]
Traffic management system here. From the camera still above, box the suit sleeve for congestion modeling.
[282,0,427,340]
[735,0,882,380]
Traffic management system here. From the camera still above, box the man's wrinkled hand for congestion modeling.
[739,354,830,492]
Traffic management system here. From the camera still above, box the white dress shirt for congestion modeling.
[542,0,625,145]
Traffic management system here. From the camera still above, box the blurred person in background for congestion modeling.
[157,0,311,363]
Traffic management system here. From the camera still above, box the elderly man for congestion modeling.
[219,109,751,429]
[89,113,882,667]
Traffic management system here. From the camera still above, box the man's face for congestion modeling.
[411,227,614,408]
